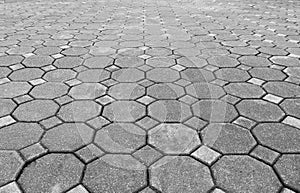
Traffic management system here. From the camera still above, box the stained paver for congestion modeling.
[1,0,299,191]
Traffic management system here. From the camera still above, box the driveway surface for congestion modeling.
[0,0,300,192]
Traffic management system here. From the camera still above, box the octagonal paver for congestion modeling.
[181,68,215,82]
[102,101,146,122]
[9,68,44,81]
[201,123,256,154]
[0,123,43,150]
[149,123,200,154]
[239,56,271,67]
[236,99,285,122]
[213,155,281,193]
[112,68,144,82]
[280,99,300,118]
[253,123,300,153]
[224,83,266,98]
[263,81,300,98]
[108,83,145,100]
[53,57,83,68]
[0,82,31,98]
[42,123,94,151]
[149,100,192,122]
[30,82,69,99]
[275,154,300,192]
[147,68,180,82]
[207,56,239,67]
[13,100,59,121]
[43,69,76,82]
[0,151,24,186]
[95,123,146,153]
[18,154,84,193]
[0,99,16,117]
[115,56,144,67]
[83,154,147,193]
[215,68,250,82]
[69,83,107,99]
[0,55,23,66]
[58,100,101,122]
[147,83,184,99]
[150,156,214,193]
[22,55,53,67]
[249,67,287,81]
[77,69,110,82]
[83,56,113,68]
[186,83,225,99]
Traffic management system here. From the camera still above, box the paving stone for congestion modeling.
[253,123,300,153]
[13,100,59,121]
[147,68,180,82]
[215,68,250,82]
[30,82,69,99]
[0,55,23,66]
[149,123,200,154]
[202,123,256,154]
[0,99,16,117]
[58,100,101,122]
[69,83,107,99]
[282,116,300,129]
[186,83,225,99]
[181,68,214,82]
[249,67,287,81]
[270,56,300,66]
[115,56,144,67]
[247,77,265,86]
[9,68,43,81]
[108,83,145,100]
[102,101,146,122]
[281,188,297,193]
[20,143,47,161]
[0,151,23,186]
[75,144,104,163]
[250,145,280,164]
[230,47,259,55]
[233,116,256,129]
[0,67,12,78]
[263,94,283,104]
[0,82,31,98]
[139,187,156,193]
[95,123,146,153]
[280,99,300,118]
[34,46,61,55]
[136,116,159,131]
[192,145,221,165]
[150,156,214,193]
[264,81,300,98]
[239,56,271,67]
[236,99,285,122]
[149,100,192,122]
[43,69,76,82]
[62,47,88,56]
[112,68,144,82]
[207,55,239,67]
[146,56,175,67]
[29,78,46,85]
[192,100,238,122]
[89,46,116,56]
[224,82,266,98]
[147,83,184,99]
[83,56,113,68]
[0,182,22,193]
[22,55,53,67]
[213,155,281,193]
[54,57,83,68]
[67,185,89,193]
[275,154,300,192]
[83,154,147,193]
[18,154,84,193]
[77,69,110,82]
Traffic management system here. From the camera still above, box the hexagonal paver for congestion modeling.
[149,123,200,154]
[83,56,113,68]
[236,99,285,122]
[147,83,184,99]
[0,151,23,186]
[0,82,31,98]
[13,100,59,121]
[280,99,300,118]
[43,69,76,82]
[0,99,16,117]
[95,123,146,153]
[58,100,101,122]
[102,101,145,122]
[77,69,110,82]
[42,123,94,151]
[201,123,256,154]
[147,68,180,82]
[53,57,83,68]
[18,154,84,193]
[9,68,44,81]
[208,56,239,67]
[192,100,238,122]
[213,155,281,193]
[239,56,271,67]
[115,56,144,67]
[224,83,265,98]
[108,83,145,100]
[0,123,43,150]
[112,68,144,82]
[83,154,146,193]
[249,67,287,81]
[150,156,214,193]
[253,123,300,153]
[215,68,250,82]
[263,81,300,98]
[181,68,215,82]
[22,55,53,67]
[30,82,69,99]
[186,83,225,99]
[275,154,300,191]
[149,100,192,122]
[69,83,107,99]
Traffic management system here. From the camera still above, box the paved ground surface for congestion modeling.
[0,0,300,192]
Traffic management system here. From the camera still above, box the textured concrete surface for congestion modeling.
[0,0,300,192]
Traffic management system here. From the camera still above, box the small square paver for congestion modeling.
[76,144,104,163]
[40,116,63,130]
[137,96,155,105]
[136,116,159,131]
[67,185,89,193]
[20,143,48,161]
[65,79,82,86]
[221,94,240,105]
[139,54,152,59]
[60,45,70,49]
[41,65,56,71]
[192,145,221,165]
[52,53,64,59]
[137,65,153,72]
[23,53,35,58]
[0,115,16,127]
[10,63,24,71]
[248,78,265,86]
[174,79,191,87]
[212,188,226,193]
[87,116,110,130]
[233,116,256,130]
[283,116,300,129]
[281,188,297,193]
[139,187,156,193]
[211,79,228,87]
[96,95,115,105]
[0,78,10,85]
[250,145,280,164]
[263,94,283,104]
[171,64,185,71]
[14,94,33,104]
[138,79,154,87]
[55,95,73,105]
[29,78,46,85]
[184,116,207,131]
[0,182,22,193]
[133,145,162,166]
[179,95,198,105]
[204,65,219,72]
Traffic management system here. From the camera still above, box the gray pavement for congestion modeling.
[0,0,300,192]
